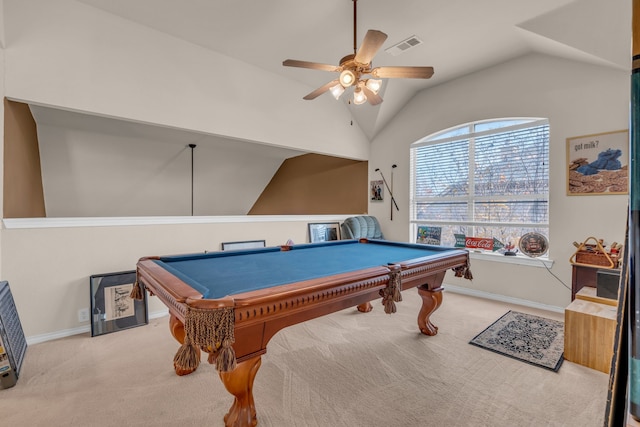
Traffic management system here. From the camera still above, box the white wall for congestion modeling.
[32,107,304,216]
[3,0,370,161]
[2,216,351,340]
[0,0,5,280]
[369,53,629,308]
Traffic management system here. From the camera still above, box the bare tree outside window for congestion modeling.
[410,119,549,251]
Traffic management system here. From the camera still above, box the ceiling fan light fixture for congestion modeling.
[339,69,356,87]
[329,84,345,100]
[365,78,382,94]
[282,0,432,106]
[353,87,367,105]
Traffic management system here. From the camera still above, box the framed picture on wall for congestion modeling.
[566,129,629,195]
[308,222,341,243]
[370,180,384,202]
[90,270,148,337]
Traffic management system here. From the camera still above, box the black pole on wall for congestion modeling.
[391,164,397,221]
[189,144,196,216]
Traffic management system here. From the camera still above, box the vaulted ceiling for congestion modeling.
[75,0,630,140]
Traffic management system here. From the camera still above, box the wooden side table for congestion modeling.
[564,288,617,373]
[571,264,599,300]
[571,264,621,300]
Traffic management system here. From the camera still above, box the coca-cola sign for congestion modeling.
[465,237,494,250]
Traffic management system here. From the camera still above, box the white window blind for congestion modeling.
[410,118,549,249]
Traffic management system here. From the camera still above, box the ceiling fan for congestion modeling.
[282,0,434,106]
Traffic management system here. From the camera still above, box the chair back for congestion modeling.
[341,216,384,240]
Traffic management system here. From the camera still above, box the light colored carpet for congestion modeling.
[0,291,608,426]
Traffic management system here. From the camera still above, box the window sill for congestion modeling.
[468,251,553,268]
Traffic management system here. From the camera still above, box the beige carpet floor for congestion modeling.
[0,291,609,427]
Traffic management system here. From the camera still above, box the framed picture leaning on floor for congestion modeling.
[308,222,341,243]
[90,270,148,337]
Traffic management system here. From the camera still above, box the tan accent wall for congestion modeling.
[4,99,46,218]
[249,153,368,215]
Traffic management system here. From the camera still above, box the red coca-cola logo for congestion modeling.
[465,237,493,250]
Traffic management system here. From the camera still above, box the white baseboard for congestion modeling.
[26,309,169,346]
[27,325,91,345]
[444,284,565,314]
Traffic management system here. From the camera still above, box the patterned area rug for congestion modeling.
[470,310,564,372]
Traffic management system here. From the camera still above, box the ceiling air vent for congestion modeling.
[385,35,423,56]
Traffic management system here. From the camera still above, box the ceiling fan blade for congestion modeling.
[283,59,340,72]
[354,30,388,65]
[303,79,340,100]
[362,85,383,106]
[371,66,434,79]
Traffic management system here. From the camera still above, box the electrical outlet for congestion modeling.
[78,308,90,323]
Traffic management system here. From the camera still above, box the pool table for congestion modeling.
[135,238,470,427]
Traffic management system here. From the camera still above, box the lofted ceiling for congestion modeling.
[74,0,630,141]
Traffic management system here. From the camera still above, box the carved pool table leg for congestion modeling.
[357,302,373,312]
[219,356,261,427]
[168,314,201,376]
[417,285,444,336]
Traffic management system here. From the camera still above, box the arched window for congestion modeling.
[410,118,549,252]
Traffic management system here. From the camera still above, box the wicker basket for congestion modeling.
[574,251,618,268]
[570,237,617,269]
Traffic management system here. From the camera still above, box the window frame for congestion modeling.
[410,118,550,258]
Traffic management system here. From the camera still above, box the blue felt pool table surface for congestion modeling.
[152,239,464,299]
